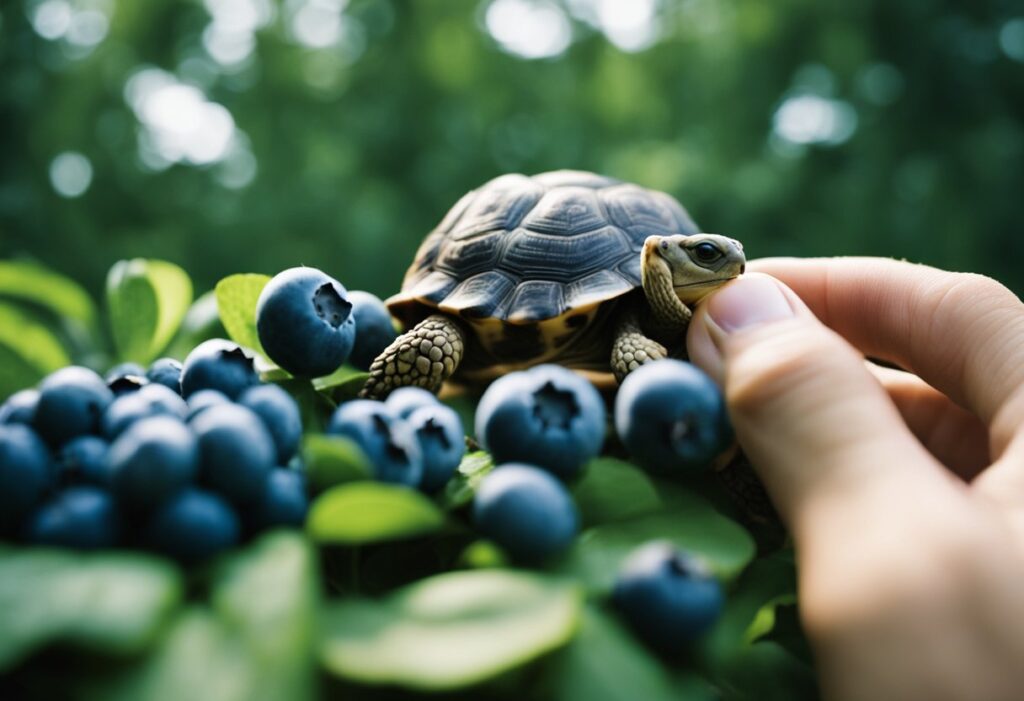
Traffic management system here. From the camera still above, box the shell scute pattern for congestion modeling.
[518,187,607,236]
[448,174,542,241]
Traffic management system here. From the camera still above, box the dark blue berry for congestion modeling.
[33,366,114,446]
[56,435,110,486]
[0,389,40,425]
[255,267,357,377]
[473,463,578,563]
[407,404,465,493]
[614,360,731,474]
[326,400,422,486]
[180,339,260,399]
[611,541,724,655]
[475,365,605,480]
[249,469,308,530]
[146,358,183,393]
[186,389,230,422]
[238,384,302,464]
[102,383,188,439]
[347,290,398,371]
[105,363,148,396]
[145,488,239,564]
[25,487,120,550]
[191,404,276,504]
[108,416,198,509]
[0,424,53,534]
[384,386,439,419]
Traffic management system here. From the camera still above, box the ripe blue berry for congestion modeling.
[614,360,730,474]
[475,365,605,480]
[327,400,423,486]
[238,383,302,464]
[473,463,578,563]
[611,541,724,655]
[25,487,120,550]
[102,383,188,439]
[407,404,465,493]
[256,267,356,377]
[0,424,53,533]
[0,389,40,425]
[146,358,183,393]
[347,290,398,371]
[105,363,148,396]
[56,435,110,486]
[192,404,276,504]
[180,339,260,399]
[384,386,438,419]
[249,469,308,530]
[145,488,240,563]
[108,416,198,509]
[33,366,114,446]
[185,389,230,422]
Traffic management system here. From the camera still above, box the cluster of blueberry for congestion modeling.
[0,340,307,563]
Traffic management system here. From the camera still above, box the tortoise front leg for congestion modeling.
[360,315,467,399]
[610,306,668,383]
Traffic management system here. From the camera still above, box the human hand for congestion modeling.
[686,258,1024,701]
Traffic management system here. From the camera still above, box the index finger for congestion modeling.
[749,257,1024,458]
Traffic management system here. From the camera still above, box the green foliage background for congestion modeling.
[2,0,1023,302]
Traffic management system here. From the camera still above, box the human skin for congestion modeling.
[686,258,1024,701]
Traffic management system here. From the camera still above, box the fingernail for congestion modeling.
[705,276,796,334]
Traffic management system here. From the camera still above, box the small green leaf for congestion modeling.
[307,482,445,545]
[439,450,495,511]
[312,365,371,401]
[107,259,193,364]
[0,548,183,671]
[215,274,271,357]
[321,569,582,691]
[0,302,71,397]
[0,259,97,329]
[572,457,663,527]
[302,434,372,493]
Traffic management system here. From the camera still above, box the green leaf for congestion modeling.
[307,482,446,545]
[0,259,97,330]
[439,450,495,511]
[107,259,193,364]
[0,302,71,398]
[215,274,271,357]
[312,365,371,402]
[559,491,756,594]
[0,548,183,671]
[541,607,716,701]
[302,433,372,493]
[211,532,319,701]
[321,569,582,691]
[571,457,663,527]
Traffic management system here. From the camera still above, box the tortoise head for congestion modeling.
[642,234,746,305]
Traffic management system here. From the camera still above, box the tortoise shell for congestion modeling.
[388,170,700,365]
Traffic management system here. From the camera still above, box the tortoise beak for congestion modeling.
[740,263,746,275]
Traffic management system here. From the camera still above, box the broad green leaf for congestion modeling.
[211,532,319,701]
[0,302,71,397]
[307,482,445,545]
[321,569,582,691]
[439,450,495,511]
[0,548,182,671]
[215,274,271,357]
[165,290,225,359]
[559,491,756,594]
[540,607,716,701]
[312,365,371,401]
[571,457,663,527]
[0,259,97,330]
[302,433,372,492]
[274,378,335,434]
[107,259,192,364]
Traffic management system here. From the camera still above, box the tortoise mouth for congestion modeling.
[673,277,733,290]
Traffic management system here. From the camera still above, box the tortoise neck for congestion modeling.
[642,260,691,329]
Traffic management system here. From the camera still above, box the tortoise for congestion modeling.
[360,170,746,398]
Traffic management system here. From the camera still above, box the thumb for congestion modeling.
[687,274,936,533]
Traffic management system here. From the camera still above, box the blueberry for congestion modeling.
[0,424,53,534]
[475,365,605,480]
[238,384,302,464]
[614,360,731,474]
[385,386,439,419]
[611,541,724,655]
[347,290,398,371]
[56,435,110,486]
[108,416,198,509]
[33,366,114,446]
[407,404,465,493]
[145,488,239,563]
[473,463,578,563]
[186,389,231,421]
[191,404,276,504]
[249,469,308,530]
[105,363,148,396]
[0,389,41,425]
[255,267,356,377]
[25,487,120,550]
[146,358,183,393]
[180,339,260,399]
[327,400,423,486]
[102,383,188,439]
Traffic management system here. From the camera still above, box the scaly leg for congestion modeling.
[360,315,466,399]
[610,307,668,383]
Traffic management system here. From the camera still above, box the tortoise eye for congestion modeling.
[659,240,669,251]
[693,242,722,263]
